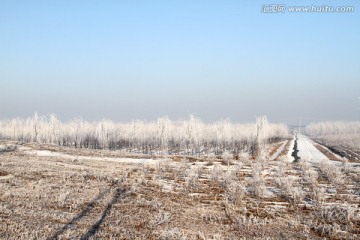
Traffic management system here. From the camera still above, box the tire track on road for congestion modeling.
[48,185,124,240]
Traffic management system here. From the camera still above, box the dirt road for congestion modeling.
[297,134,329,164]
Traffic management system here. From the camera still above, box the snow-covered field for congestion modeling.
[1,138,359,239]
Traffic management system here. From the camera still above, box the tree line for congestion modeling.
[0,113,289,156]
[306,121,360,149]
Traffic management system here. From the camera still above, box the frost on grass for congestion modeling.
[320,160,346,188]
[0,140,359,239]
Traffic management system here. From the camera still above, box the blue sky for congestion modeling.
[1,0,359,124]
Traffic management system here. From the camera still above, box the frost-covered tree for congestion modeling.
[306,121,360,149]
[0,113,289,156]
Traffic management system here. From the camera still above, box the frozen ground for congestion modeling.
[297,135,360,168]
[269,140,288,161]
[19,146,162,165]
[0,140,359,239]
[297,134,329,164]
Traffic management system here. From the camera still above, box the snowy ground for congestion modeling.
[297,134,329,164]
[0,140,359,239]
[19,146,163,165]
[297,134,360,168]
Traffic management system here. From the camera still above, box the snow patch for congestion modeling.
[19,147,161,164]
[270,140,287,160]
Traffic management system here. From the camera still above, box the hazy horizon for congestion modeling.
[1,1,359,125]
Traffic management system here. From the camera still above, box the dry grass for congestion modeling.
[0,142,359,239]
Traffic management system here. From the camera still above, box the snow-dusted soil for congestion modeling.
[297,135,360,168]
[0,141,359,239]
[19,146,162,164]
[269,140,288,161]
[297,134,329,164]
[286,137,295,162]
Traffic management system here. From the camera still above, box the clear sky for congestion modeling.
[1,0,359,125]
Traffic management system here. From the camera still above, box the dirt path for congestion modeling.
[48,186,123,240]
[297,134,330,164]
[269,140,288,160]
[18,146,161,165]
[296,135,360,170]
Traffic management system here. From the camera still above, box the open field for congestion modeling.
[1,137,359,239]
[306,121,360,163]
